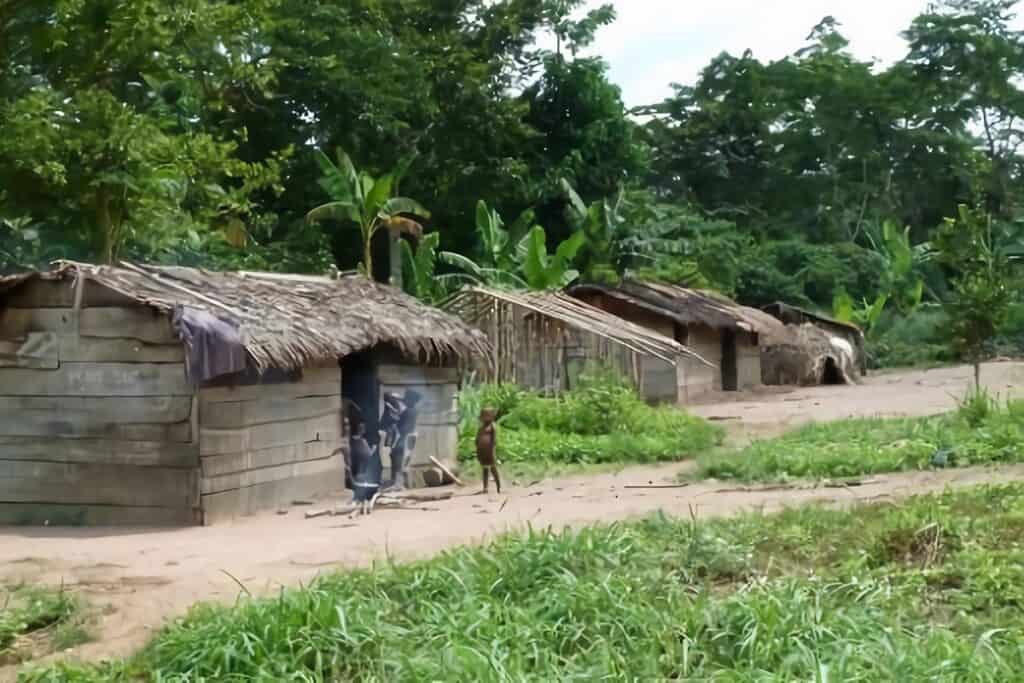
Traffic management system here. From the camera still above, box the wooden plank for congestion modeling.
[0,460,199,508]
[200,457,345,524]
[59,336,185,363]
[0,362,191,397]
[0,437,198,468]
[199,367,340,404]
[377,364,457,385]
[199,395,342,429]
[0,396,192,441]
[0,307,176,344]
[200,453,342,495]
[0,503,199,527]
[0,280,139,308]
[200,441,339,478]
[199,413,341,456]
[0,332,58,368]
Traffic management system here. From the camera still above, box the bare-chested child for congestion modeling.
[475,408,502,494]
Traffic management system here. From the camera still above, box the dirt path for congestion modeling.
[3,362,1024,676]
[690,361,1024,442]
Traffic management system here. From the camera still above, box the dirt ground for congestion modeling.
[3,361,1024,677]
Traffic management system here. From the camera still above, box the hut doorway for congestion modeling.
[720,329,738,391]
[822,356,843,385]
[341,351,380,442]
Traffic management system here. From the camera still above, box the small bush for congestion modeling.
[458,368,723,467]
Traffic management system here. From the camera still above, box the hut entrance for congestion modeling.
[822,356,844,385]
[720,329,738,391]
[341,351,380,442]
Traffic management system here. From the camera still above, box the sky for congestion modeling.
[571,0,1022,108]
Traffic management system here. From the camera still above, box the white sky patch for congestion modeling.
[553,0,1024,107]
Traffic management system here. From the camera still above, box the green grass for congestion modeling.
[1,584,86,666]
[23,483,1024,681]
[694,395,1024,483]
[457,369,724,471]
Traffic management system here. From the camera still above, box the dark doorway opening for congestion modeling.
[720,329,738,391]
[822,357,843,385]
[341,351,380,443]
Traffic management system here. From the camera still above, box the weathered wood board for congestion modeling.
[0,333,184,365]
[0,307,176,344]
[0,460,198,508]
[201,457,345,524]
[0,396,192,440]
[198,367,340,404]
[0,502,200,527]
[199,413,341,456]
[201,453,341,495]
[0,437,198,468]
[200,440,339,478]
[0,362,190,397]
[0,279,140,309]
[0,333,59,368]
[199,395,342,429]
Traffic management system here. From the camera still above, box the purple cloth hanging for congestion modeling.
[172,305,249,383]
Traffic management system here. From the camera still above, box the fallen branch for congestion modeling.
[624,483,692,490]
[429,456,465,487]
[394,490,454,503]
[304,508,332,519]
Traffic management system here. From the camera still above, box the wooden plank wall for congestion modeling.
[736,332,762,390]
[0,279,201,526]
[198,365,345,523]
[377,364,459,487]
[678,324,722,403]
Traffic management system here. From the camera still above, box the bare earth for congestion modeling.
[3,362,1024,676]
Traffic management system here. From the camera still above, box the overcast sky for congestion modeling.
[571,0,1023,108]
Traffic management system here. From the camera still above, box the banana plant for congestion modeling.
[438,200,532,288]
[521,225,584,290]
[306,148,429,280]
[832,290,887,335]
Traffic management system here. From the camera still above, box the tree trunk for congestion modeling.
[974,361,982,391]
[388,228,403,290]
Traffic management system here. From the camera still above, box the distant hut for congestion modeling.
[567,281,788,402]
[442,287,710,403]
[761,302,866,382]
[0,261,488,526]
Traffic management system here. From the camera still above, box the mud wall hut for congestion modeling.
[0,262,487,526]
[442,287,708,403]
[761,302,866,375]
[568,281,788,402]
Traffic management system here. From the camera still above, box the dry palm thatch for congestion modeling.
[0,261,490,370]
[568,280,790,342]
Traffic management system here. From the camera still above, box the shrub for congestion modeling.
[458,368,723,467]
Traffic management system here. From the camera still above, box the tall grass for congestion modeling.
[24,484,1024,681]
[457,368,723,468]
[695,394,1024,482]
[1,584,85,666]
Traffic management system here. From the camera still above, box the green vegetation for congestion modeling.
[696,392,1024,483]
[4,2,1024,373]
[456,370,723,471]
[23,484,1024,681]
[1,584,87,666]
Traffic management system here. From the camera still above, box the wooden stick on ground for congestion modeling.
[624,484,692,490]
[429,456,465,487]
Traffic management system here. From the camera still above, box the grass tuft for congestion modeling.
[20,484,1024,681]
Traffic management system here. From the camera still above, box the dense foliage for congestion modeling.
[3,1,1024,365]
[23,484,1024,680]
[456,370,723,469]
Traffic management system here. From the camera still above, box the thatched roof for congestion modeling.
[0,261,490,369]
[762,302,863,338]
[443,286,712,367]
[568,280,789,340]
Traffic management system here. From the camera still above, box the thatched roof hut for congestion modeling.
[0,261,488,526]
[443,286,709,402]
[566,280,788,399]
[0,261,489,371]
[761,301,866,376]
